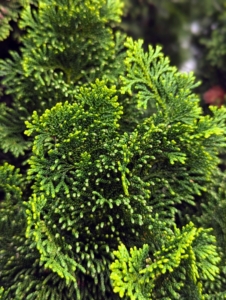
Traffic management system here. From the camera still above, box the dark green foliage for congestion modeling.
[1,0,226,299]
[200,6,226,71]
[0,0,124,157]
[122,0,225,69]
[182,169,226,299]
[183,0,226,96]
[0,0,25,41]
[110,223,219,299]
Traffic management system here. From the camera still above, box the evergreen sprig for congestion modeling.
[110,222,219,299]
[0,0,25,41]
[1,0,226,299]
[0,0,124,157]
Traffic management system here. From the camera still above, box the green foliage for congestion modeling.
[1,0,226,299]
[0,0,39,41]
[120,38,226,221]
[0,102,32,157]
[18,38,226,298]
[200,6,226,71]
[0,0,24,41]
[110,223,219,299]
[122,0,225,69]
[0,0,124,157]
[23,79,142,298]
[182,169,226,298]
[0,164,84,300]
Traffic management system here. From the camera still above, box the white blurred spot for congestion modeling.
[190,21,201,35]
[180,58,197,73]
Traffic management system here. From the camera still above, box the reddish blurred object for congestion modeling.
[203,85,226,107]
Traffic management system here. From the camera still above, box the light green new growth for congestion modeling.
[110,223,220,299]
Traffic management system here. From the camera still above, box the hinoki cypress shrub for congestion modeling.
[0,1,226,299]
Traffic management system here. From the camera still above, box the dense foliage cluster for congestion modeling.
[0,0,226,299]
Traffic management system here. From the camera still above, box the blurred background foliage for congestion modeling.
[1,0,226,98]
[120,0,226,106]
